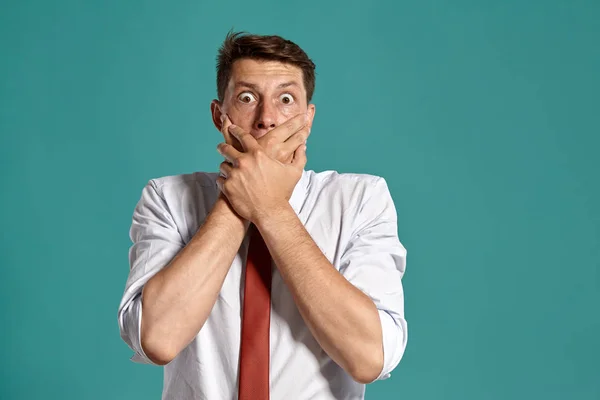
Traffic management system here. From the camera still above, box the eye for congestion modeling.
[238,92,256,103]
[280,93,295,105]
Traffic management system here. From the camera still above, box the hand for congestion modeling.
[216,124,307,223]
[256,111,311,163]
[219,112,311,164]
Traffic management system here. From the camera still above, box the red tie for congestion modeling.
[238,225,271,400]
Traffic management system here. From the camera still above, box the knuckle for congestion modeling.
[236,156,248,168]
[276,148,286,160]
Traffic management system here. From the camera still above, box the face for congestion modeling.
[211,59,315,142]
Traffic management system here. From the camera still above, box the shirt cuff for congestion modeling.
[373,308,408,381]
[120,291,160,366]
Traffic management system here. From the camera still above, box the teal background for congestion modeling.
[1,0,598,399]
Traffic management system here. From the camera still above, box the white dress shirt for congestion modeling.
[118,169,408,400]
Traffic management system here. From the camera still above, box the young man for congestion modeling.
[118,31,408,400]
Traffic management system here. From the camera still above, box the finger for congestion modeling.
[284,123,311,146]
[291,143,307,168]
[221,114,245,152]
[217,142,242,165]
[277,125,310,160]
[219,161,233,178]
[261,112,308,144]
[216,176,226,193]
[228,125,259,152]
[220,114,234,144]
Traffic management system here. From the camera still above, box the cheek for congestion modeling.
[278,104,302,118]
[279,107,294,117]
[229,104,257,130]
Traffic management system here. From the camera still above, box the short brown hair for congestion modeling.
[216,31,316,103]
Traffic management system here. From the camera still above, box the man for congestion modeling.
[118,31,408,399]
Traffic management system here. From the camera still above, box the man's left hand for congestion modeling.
[216,124,307,223]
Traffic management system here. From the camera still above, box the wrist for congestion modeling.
[213,193,250,230]
[253,201,296,232]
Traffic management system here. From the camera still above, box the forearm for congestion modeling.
[141,194,248,364]
[255,205,384,383]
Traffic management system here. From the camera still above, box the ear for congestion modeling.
[210,100,224,131]
[307,103,316,128]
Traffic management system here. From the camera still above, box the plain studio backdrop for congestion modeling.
[1,1,598,399]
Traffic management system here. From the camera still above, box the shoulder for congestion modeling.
[306,170,388,197]
[310,169,382,184]
[146,171,218,196]
[304,170,393,215]
[133,171,219,233]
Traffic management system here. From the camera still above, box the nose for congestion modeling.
[254,102,277,134]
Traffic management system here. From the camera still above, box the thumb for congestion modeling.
[291,144,307,168]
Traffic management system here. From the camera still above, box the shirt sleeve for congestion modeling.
[338,176,408,382]
[117,180,185,365]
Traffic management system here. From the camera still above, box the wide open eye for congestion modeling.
[280,93,295,105]
[238,92,257,103]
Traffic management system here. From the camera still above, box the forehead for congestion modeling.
[229,59,304,87]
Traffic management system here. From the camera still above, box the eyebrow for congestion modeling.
[235,81,300,91]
